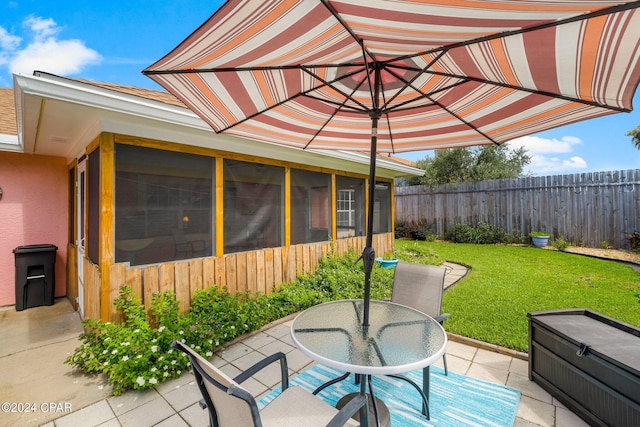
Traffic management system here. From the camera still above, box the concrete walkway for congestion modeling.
[0,263,588,427]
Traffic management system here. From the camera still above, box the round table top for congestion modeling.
[291,299,447,375]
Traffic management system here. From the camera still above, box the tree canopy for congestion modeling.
[401,144,531,186]
[627,125,640,150]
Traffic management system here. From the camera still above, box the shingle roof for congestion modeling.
[0,88,17,136]
[35,72,188,109]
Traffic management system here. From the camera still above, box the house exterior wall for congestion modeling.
[0,151,68,306]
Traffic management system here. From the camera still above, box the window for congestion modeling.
[115,144,214,265]
[335,176,365,238]
[223,160,284,253]
[373,181,392,234]
[291,169,331,244]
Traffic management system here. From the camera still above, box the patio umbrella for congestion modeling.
[144,0,640,326]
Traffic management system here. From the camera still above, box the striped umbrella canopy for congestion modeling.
[144,0,640,325]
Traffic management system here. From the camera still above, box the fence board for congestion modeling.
[143,265,158,312]
[175,261,190,313]
[395,169,640,249]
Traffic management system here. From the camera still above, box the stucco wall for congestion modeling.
[0,152,68,306]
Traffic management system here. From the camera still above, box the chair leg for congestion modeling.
[443,354,449,376]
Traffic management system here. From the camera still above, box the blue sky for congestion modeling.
[2,0,640,176]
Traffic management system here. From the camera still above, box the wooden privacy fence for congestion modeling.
[395,169,640,249]
[80,233,394,322]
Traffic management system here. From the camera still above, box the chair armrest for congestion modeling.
[435,313,451,324]
[326,394,369,427]
[233,351,289,391]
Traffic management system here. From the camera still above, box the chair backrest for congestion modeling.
[391,262,446,317]
[173,341,259,427]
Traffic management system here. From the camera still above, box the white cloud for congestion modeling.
[1,16,101,78]
[508,135,582,155]
[507,135,587,175]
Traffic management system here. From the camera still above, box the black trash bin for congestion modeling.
[14,244,58,311]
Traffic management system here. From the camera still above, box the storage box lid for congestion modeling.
[528,309,640,374]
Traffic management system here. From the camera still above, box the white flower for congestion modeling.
[151,367,157,372]
[137,355,142,359]
[134,329,140,333]
[151,345,158,353]
[111,349,118,355]
[206,351,212,357]
[158,326,165,333]
[102,350,108,355]
[122,355,129,361]
[120,342,130,346]
[179,330,184,335]
[164,372,169,377]
[136,376,145,386]
[149,377,157,385]
[171,360,177,365]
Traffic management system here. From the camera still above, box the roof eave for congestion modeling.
[12,72,423,177]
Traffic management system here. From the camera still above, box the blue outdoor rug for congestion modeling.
[258,364,520,426]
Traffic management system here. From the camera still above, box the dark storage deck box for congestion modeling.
[528,309,640,427]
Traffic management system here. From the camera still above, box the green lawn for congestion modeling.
[393,240,640,352]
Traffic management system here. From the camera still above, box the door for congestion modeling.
[76,158,86,318]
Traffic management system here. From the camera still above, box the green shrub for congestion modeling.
[65,287,191,395]
[626,231,640,249]
[394,221,409,239]
[400,219,437,241]
[550,235,570,251]
[445,222,507,244]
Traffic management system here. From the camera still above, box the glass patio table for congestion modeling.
[291,299,447,427]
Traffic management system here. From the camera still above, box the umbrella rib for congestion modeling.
[388,1,640,65]
[320,0,376,63]
[426,70,631,113]
[302,93,367,113]
[384,79,467,113]
[144,63,365,76]
[432,100,501,145]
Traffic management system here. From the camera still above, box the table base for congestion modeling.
[336,393,390,427]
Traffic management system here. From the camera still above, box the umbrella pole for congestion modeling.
[362,112,380,327]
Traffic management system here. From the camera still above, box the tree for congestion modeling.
[401,144,531,186]
[627,125,640,149]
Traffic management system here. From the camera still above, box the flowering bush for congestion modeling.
[65,287,191,395]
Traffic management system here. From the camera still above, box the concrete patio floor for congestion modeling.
[42,320,589,427]
[0,262,590,427]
